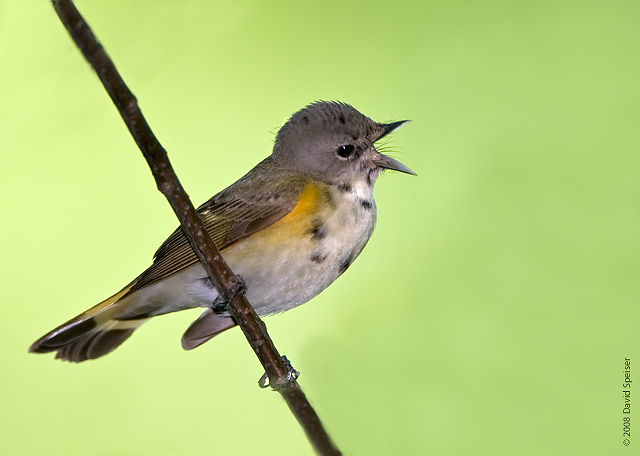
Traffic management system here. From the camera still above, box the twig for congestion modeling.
[50,1,341,454]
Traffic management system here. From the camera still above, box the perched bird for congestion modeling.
[29,101,415,362]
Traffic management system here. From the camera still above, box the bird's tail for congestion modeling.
[29,282,148,362]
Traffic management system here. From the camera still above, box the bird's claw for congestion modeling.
[258,356,300,390]
[210,275,246,313]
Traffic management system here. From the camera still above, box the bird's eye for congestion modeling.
[336,144,355,159]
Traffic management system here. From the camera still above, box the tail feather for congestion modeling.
[181,308,236,350]
[52,320,145,362]
[29,283,147,362]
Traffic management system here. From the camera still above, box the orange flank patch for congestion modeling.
[242,182,327,244]
[223,183,332,261]
[221,182,333,262]
[287,183,324,217]
[272,183,325,235]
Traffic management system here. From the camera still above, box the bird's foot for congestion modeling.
[210,275,246,313]
[258,356,300,390]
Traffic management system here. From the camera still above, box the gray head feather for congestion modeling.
[271,101,399,185]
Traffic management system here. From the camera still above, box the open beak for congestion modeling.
[372,120,416,176]
[378,120,410,140]
[372,152,417,175]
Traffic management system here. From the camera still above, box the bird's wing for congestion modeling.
[126,160,308,295]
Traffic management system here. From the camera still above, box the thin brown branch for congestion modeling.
[50,1,341,454]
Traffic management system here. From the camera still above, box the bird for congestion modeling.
[29,101,415,362]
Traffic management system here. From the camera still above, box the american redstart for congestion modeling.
[30,101,415,362]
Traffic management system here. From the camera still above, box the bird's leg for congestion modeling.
[210,275,246,314]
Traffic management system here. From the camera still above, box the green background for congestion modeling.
[1,0,638,454]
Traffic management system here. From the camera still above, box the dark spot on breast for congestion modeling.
[338,115,346,124]
[337,183,352,193]
[310,253,327,264]
[360,199,373,211]
[308,220,327,241]
[302,115,309,124]
[338,253,354,274]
